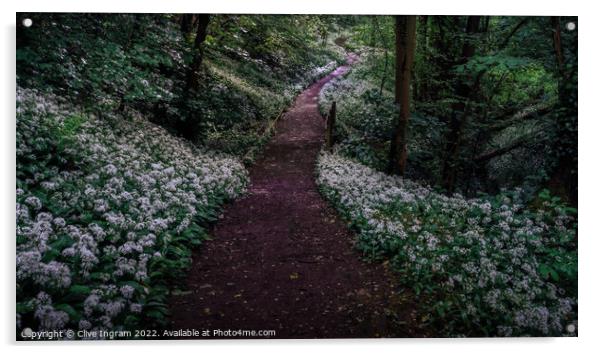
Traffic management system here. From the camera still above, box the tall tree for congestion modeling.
[388,15,417,175]
[180,14,194,35]
[440,16,482,192]
[548,17,578,204]
[416,15,430,101]
[185,14,211,92]
[178,14,211,141]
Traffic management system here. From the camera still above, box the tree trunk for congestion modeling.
[185,14,211,92]
[393,17,402,104]
[180,14,194,35]
[417,15,429,101]
[388,16,417,175]
[551,17,565,76]
[179,14,211,141]
[440,16,482,193]
[428,16,457,106]
[548,16,578,205]
[379,49,389,95]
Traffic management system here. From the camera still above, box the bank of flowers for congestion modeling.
[16,88,248,332]
[316,151,577,336]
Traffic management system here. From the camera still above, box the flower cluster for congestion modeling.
[306,61,338,82]
[16,87,248,332]
[316,151,577,336]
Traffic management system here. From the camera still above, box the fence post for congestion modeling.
[326,101,336,151]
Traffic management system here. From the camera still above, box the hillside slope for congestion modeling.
[16,87,247,332]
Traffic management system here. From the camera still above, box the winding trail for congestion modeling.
[169,55,422,338]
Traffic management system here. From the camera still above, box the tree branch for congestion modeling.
[499,18,530,49]
[475,129,543,163]
[489,102,553,132]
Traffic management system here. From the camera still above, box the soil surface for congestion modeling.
[168,55,423,339]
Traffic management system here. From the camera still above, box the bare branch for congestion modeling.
[499,18,530,49]
[489,102,553,132]
[475,129,544,163]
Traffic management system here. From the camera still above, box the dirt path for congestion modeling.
[169,55,422,338]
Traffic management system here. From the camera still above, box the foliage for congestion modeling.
[17,14,182,112]
[320,16,576,198]
[17,13,345,155]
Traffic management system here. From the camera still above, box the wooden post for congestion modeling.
[326,101,336,150]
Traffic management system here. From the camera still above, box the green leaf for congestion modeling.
[55,303,80,320]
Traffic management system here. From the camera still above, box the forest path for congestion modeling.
[169,54,422,338]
